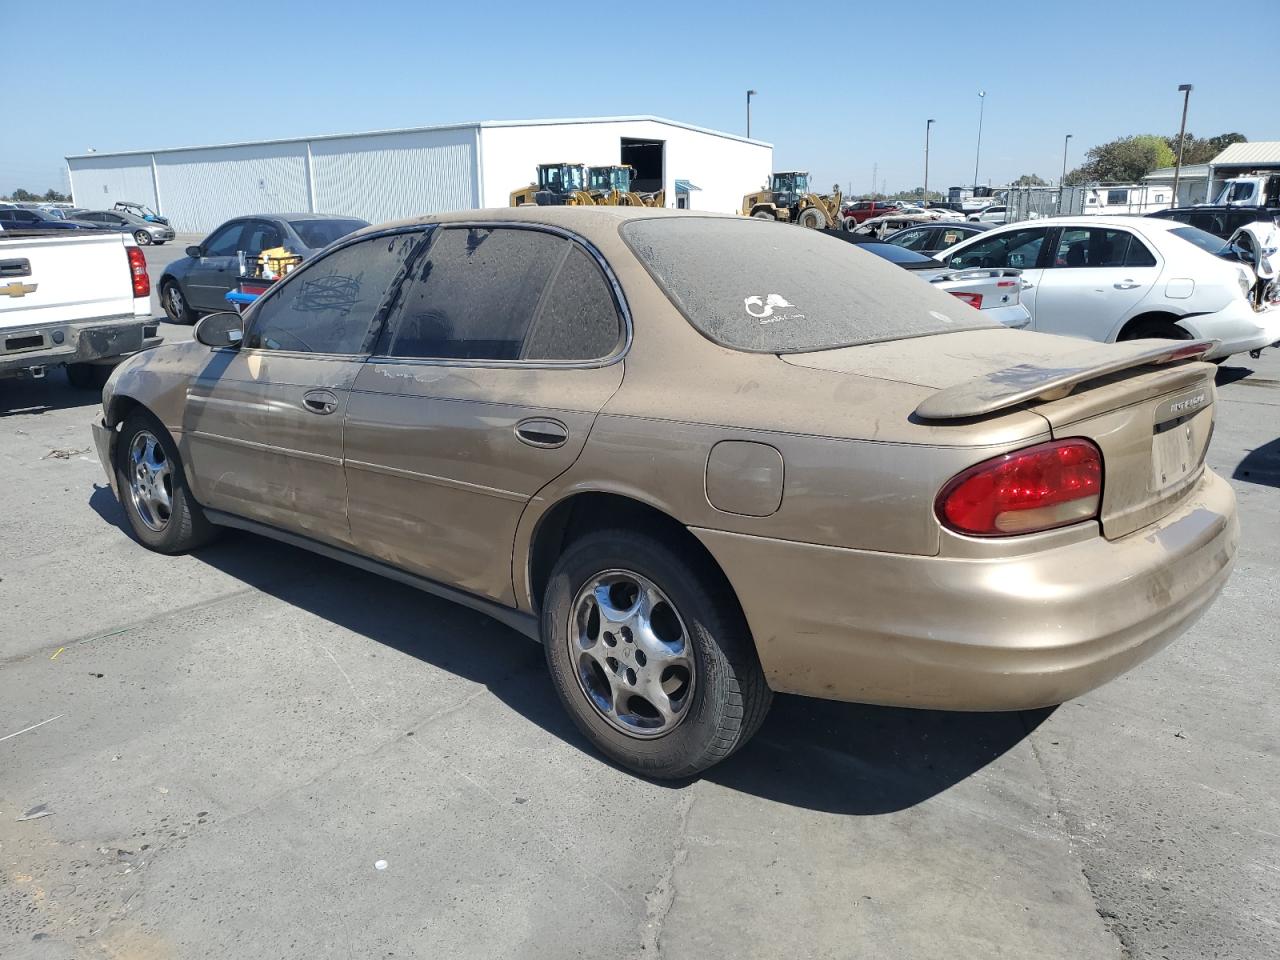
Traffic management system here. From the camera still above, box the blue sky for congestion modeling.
[7,0,1269,197]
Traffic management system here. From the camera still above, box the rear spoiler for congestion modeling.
[914,339,1215,420]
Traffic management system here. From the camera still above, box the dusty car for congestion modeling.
[91,208,1238,779]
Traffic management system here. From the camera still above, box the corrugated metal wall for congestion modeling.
[155,142,310,232]
[68,127,478,233]
[67,119,765,233]
[310,128,477,224]
[67,154,157,212]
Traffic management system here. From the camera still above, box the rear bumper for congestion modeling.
[985,303,1031,329]
[0,317,160,379]
[694,469,1237,710]
[1178,301,1280,359]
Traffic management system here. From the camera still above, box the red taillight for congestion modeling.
[937,439,1103,537]
[950,291,983,309]
[126,246,150,299]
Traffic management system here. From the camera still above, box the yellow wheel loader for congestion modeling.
[509,163,595,206]
[742,172,842,229]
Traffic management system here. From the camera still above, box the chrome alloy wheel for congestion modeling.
[127,430,173,532]
[569,570,696,738]
[166,284,185,320]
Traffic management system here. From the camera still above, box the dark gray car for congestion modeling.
[158,213,369,323]
[883,220,992,256]
[75,209,176,246]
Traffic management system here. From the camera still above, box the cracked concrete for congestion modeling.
[1,254,1277,959]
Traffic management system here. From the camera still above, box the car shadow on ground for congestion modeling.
[1233,436,1280,488]
[1214,363,1255,388]
[88,488,1049,816]
[0,370,102,417]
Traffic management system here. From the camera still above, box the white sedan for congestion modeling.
[936,216,1280,360]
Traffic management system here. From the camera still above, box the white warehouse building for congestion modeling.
[66,116,773,233]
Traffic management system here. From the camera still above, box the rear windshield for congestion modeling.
[288,218,369,250]
[1169,225,1229,257]
[621,217,991,353]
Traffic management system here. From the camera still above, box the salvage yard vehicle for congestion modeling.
[0,207,97,231]
[885,220,991,255]
[1,229,158,388]
[851,205,964,238]
[92,208,1237,779]
[742,172,842,228]
[938,216,1280,360]
[829,230,1030,328]
[159,213,368,323]
[75,209,175,246]
[1148,204,1280,240]
[112,201,169,225]
[510,164,594,207]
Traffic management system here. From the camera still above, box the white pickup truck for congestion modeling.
[0,229,160,388]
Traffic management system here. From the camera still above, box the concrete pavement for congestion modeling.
[0,267,1277,958]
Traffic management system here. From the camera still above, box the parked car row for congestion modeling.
[0,205,175,245]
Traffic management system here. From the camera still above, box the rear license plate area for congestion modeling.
[1151,387,1212,493]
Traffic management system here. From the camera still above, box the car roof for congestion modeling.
[353,206,739,244]
[997,214,1180,232]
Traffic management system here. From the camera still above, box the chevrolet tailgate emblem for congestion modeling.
[2,281,37,298]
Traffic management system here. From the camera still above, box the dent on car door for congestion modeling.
[1032,227,1160,341]
[181,231,423,544]
[343,225,626,604]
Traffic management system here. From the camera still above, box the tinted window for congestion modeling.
[522,245,622,361]
[246,232,420,354]
[288,218,369,250]
[858,240,939,265]
[622,217,991,354]
[888,228,932,251]
[384,227,566,361]
[1051,228,1155,268]
[203,222,244,257]
[949,228,1046,270]
[936,225,975,250]
[243,220,285,255]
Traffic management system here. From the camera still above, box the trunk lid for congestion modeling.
[783,328,1218,540]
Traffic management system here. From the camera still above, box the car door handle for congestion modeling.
[1114,280,1141,289]
[302,389,339,415]
[515,418,568,448]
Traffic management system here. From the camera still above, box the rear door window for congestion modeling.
[383,226,567,361]
[889,227,932,251]
[621,217,991,354]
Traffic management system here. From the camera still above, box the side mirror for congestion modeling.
[185,245,203,258]
[194,311,243,349]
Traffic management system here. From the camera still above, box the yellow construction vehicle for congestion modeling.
[742,172,842,228]
[586,165,647,205]
[509,163,595,206]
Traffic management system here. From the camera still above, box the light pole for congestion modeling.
[1059,133,1072,213]
[1171,84,1193,208]
[924,119,935,203]
[972,90,986,192]
[746,89,756,139]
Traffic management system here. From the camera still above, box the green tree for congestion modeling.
[1165,131,1247,165]
[11,188,35,201]
[42,189,69,202]
[1064,135,1177,184]
[1013,173,1047,186]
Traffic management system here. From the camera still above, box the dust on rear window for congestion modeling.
[621,217,994,353]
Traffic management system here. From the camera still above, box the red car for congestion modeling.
[842,200,900,229]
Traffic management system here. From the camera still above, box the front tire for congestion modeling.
[161,280,197,325]
[114,410,217,554]
[797,207,828,229]
[133,230,152,246]
[541,529,771,779]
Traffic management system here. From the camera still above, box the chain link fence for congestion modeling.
[1005,185,1086,222]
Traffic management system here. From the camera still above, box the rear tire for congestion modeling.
[66,362,111,390]
[133,230,152,246]
[114,409,217,554]
[541,528,771,779]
